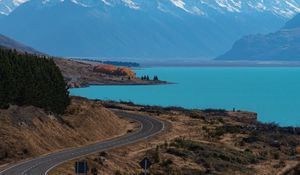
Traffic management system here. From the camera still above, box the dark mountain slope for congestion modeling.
[0,0,287,59]
[0,34,41,54]
[284,13,300,29]
[217,14,300,61]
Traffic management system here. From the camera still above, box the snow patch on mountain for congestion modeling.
[215,0,241,12]
[122,0,140,10]
[170,0,186,10]
[1,0,300,18]
[0,0,28,15]
[12,0,27,6]
[101,0,111,6]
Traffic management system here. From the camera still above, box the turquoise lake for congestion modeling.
[70,67,300,127]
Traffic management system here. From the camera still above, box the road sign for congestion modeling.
[139,157,152,175]
[75,160,89,175]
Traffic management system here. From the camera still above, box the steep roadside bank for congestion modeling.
[0,97,135,167]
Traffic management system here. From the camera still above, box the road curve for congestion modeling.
[0,111,164,175]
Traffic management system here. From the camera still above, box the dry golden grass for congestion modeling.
[0,97,130,166]
[50,104,300,175]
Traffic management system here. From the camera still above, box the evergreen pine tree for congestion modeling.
[0,47,70,114]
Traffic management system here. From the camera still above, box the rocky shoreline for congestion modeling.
[54,58,168,88]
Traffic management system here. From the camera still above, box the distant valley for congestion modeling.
[1,2,300,174]
[0,0,299,59]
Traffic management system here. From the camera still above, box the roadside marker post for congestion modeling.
[139,157,152,175]
[75,160,89,175]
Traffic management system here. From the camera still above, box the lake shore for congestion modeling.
[70,67,300,127]
[49,98,300,175]
[54,58,169,88]
[138,60,300,67]
[1,95,299,174]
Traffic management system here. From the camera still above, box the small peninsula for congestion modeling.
[54,58,167,88]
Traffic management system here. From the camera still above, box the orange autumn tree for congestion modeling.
[93,64,136,77]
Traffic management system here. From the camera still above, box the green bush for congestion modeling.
[161,158,173,167]
[115,170,122,175]
[153,146,161,163]
[273,152,280,160]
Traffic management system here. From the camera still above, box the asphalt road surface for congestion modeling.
[0,111,164,175]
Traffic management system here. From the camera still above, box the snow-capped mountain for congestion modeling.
[1,0,300,18]
[0,0,299,59]
[0,0,28,15]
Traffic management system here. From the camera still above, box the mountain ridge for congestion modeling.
[0,33,41,54]
[217,13,300,61]
[1,0,300,18]
[0,0,298,59]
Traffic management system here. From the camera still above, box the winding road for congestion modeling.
[0,111,164,175]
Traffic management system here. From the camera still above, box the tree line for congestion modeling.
[0,48,70,114]
[141,75,159,81]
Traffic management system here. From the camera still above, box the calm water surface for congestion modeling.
[70,67,300,126]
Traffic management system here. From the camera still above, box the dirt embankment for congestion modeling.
[50,102,300,175]
[54,58,167,88]
[0,97,133,166]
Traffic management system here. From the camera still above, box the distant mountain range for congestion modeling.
[217,13,300,61]
[0,0,26,15]
[0,0,300,59]
[0,34,41,54]
[1,0,300,18]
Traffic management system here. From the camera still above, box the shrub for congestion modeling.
[115,170,122,175]
[210,125,242,138]
[153,146,161,163]
[167,148,190,158]
[203,109,227,116]
[243,132,259,143]
[161,159,173,167]
[273,152,280,160]
[0,151,8,160]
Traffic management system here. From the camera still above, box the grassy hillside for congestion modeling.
[0,97,130,164]
[51,102,300,175]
